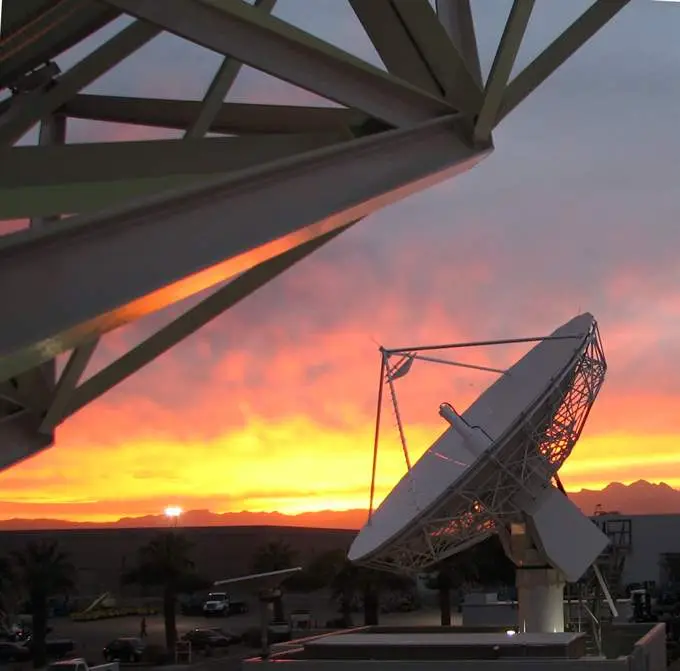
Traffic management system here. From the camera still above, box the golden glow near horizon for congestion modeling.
[1,251,680,523]
[1,409,679,522]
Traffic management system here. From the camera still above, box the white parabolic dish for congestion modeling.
[349,313,607,572]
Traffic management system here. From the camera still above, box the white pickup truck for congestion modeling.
[47,658,119,671]
[202,592,248,617]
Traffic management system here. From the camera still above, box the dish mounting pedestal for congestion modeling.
[517,567,566,633]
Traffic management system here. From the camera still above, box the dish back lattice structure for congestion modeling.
[350,314,607,574]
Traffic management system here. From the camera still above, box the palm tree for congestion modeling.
[284,548,341,593]
[252,540,297,573]
[251,540,297,622]
[426,556,475,626]
[331,560,412,627]
[124,531,199,652]
[11,540,75,668]
[324,554,356,626]
[425,536,516,626]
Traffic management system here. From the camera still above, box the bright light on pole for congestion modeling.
[164,506,183,526]
[0,0,4,36]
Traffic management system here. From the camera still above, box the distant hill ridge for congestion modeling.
[0,480,677,531]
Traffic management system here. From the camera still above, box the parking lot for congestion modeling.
[44,592,342,663]
[42,593,448,665]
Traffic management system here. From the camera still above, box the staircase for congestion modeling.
[592,514,633,595]
[561,507,632,657]
[565,589,604,657]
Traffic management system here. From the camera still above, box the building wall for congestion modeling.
[594,514,680,586]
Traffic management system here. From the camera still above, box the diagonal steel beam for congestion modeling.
[0,0,120,91]
[474,0,535,144]
[185,0,277,139]
[0,114,489,382]
[0,19,160,146]
[103,0,454,126]
[186,55,244,139]
[349,0,482,113]
[4,0,281,444]
[61,222,358,422]
[387,0,483,113]
[39,338,99,434]
[349,0,442,96]
[497,0,632,124]
[0,132,353,218]
[435,0,482,88]
[61,95,372,135]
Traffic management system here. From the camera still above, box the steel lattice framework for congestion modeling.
[357,324,607,574]
[0,0,630,471]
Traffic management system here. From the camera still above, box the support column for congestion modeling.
[31,114,67,389]
[258,589,279,659]
[31,114,67,228]
[31,114,66,384]
[516,567,565,633]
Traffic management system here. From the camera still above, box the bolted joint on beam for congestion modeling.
[448,112,492,153]
[8,61,62,95]
[353,117,395,138]
[0,411,54,472]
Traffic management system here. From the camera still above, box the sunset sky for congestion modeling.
[3,0,680,523]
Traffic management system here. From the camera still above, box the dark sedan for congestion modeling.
[102,637,146,662]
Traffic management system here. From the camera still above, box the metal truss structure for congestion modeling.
[358,324,607,574]
[0,0,630,472]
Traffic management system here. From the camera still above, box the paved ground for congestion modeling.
[44,594,452,666]
[50,612,257,662]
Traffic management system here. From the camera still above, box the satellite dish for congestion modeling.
[349,313,610,634]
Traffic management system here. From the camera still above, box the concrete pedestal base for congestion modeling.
[517,567,565,633]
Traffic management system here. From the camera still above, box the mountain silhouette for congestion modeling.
[0,481,677,531]
[568,479,680,516]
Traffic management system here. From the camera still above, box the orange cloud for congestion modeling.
[2,257,680,523]
[4,43,680,523]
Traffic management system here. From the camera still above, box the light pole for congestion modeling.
[164,506,182,528]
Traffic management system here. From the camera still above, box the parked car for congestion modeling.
[0,641,32,663]
[181,628,241,650]
[102,637,146,662]
[23,637,75,660]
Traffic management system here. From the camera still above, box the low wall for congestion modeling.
[243,624,669,671]
[601,623,664,661]
[246,656,630,671]
[463,601,634,630]
[631,623,666,671]
[462,603,517,628]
